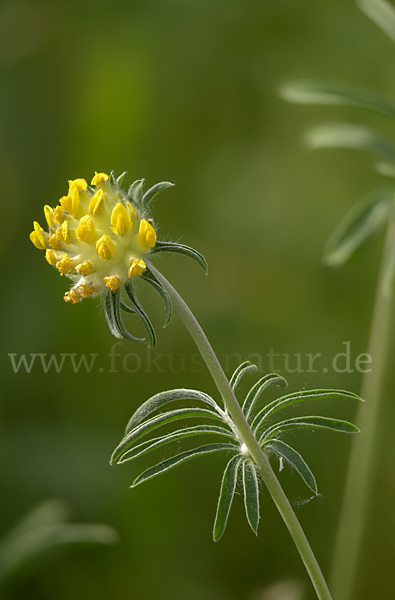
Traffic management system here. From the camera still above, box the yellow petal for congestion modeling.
[68,178,87,193]
[91,172,109,186]
[138,219,156,249]
[89,189,103,215]
[110,203,132,235]
[75,261,94,276]
[128,258,146,278]
[103,275,120,291]
[29,221,46,249]
[44,205,54,228]
[69,186,80,217]
[53,206,64,225]
[96,234,116,260]
[55,221,70,244]
[76,215,96,244]
[45,249,57,266]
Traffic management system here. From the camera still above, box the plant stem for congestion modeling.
[149,263,333,600]
[330,214,395,600]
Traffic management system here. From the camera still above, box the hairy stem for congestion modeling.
[330,215,395,600]
[149,263,333,600]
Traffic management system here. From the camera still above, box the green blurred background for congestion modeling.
[2,0,395,598]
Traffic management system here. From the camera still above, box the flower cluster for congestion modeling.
[30,172,156,304]
[30,172,207,345]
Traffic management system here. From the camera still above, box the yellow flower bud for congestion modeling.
[138,219,156,249]
[89,189,103,216]
[30,221,47,250]
[96,234,116,260]
[48,234,61,250]
[126,201,137,220]
[64,289,81,304]
[91,172,109,187]
[128,258,146,278]
[76,215,96,244]
[75,261,94,276]
[110,203,132,235]
[68,178,87,193]
[55,221,70,244]
[77,283,95,298]
[103,276,120,291]
[56,255,72,275]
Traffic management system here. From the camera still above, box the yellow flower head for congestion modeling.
[30,172,159,307]
[30,172,206,347]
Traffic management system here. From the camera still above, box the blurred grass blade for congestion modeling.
[242,374,287,420]
[251,389,361,433]
[383,233,395,295]
[131,443,233,487]
[112,407,225,464]
[117,425,236,464]
[242,460,260,534]
[229,361,258,391]
[375,161,395,178]
[152,241,208,273]
[265,440,318,494]
[125,389,220,434]
[305,123,395,162]
[213,455,242,542]
[323,187,394,266]
[260,416,360,444]
[358,0,395,43]
[280,80,395,119]
[0,500,118,585]
[142,181,175,212]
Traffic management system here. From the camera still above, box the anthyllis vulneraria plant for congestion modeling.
[30,171,361,600]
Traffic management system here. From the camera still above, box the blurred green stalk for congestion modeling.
[330,213,395,599]
[150,264,333,600]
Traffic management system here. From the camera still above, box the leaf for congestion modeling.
[111,407,226,464]
[213,455,242,542]
[142,181,175,212]
[357,0,395,44]
[229,361,258,391]
[125,281,156,347]
[127,179,145,207]
[265,440,318,494]
[279,80,395,119]
[305,123,395,162]
[242,373,288,420]
[260,416,360,445]
[141,268,173,327]
[251,389,361,433]
[117,425,236,464]
[125,388,221,434]
[131,443,234,488]
[152,241,208,273]
[242,460,260,535]
[323,187,394,266]
[120,300,136,314]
